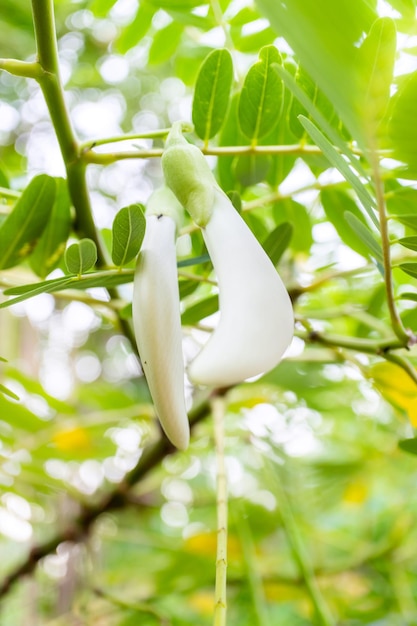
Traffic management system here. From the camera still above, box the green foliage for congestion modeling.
[192,48,233,143]
[65,238,98,274]
[111,204,146,268]
[238,45,284,144]
[262,222,292,265]
[2,1,417,624]
[0,174,56,269]
[389,71,417,173]
[321,189,371,260]
[29,178,72,278]
[256,0,377,143]
[356,17,396,137]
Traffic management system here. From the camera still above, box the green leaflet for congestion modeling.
[299,116,378,227]
[389,71,417,172]
[229,5,276,51]
[0,276,75,309]
[238,45,284,144]
[29,178,72,278]
[273,63,367,180]
[397,236,417,252]
[177,254,210,268]
[0,383,19,401]
[356,17,396,139]
[117,3,155,53]
[344,212,383,265]
[262,222,292,266]
[321,189,373,260]
[399,262,417,280]
[398,292,417,303]
[0,174,56,270]
[0,270,135,310]
[89,0,118,17]
[288,65,337,141]
[391,214,417,232]
[390,0,416,17]
[192,48,233,143]
[65,238,98,275]
[399,438,417,456]
[217,93,242,192]
[146,0,208,8]
[111,204,146,267]
[255,0,377,146]
[386,0,416,18]
[0,356,19,400]
[181,294,219,326]
[272,199,312,253]
[148,21,183,65]
[234,153,271,187]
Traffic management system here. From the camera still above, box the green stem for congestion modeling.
[83,143,325,164]
[66,161,107,264]
[299,327,404,355]
[301,324,417,387]
[83,148,163,164]
[213,396,228,626]
[0,187,20,199]
[31,1,78,164]
[30,0,137,349]
[0,58,41,78]
[209,0,236,70]
[370,148,411,345]
[31,0,106,261]
[79,123,193,151]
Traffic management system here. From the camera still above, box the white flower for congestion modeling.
[132,207,189,450]
[188,188,294,387]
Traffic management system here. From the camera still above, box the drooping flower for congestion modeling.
[132,188,189,450]
[162,126,294,387]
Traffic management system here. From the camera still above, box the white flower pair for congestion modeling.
[132,128,294,449]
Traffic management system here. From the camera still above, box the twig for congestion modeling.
[0,58,41,79]
[212,396,228,626]
[369,147,412,346]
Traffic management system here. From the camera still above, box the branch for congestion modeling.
[300,328,405,355]
[79,123,193,151]
[369,147,413,346]
[30,0,137,349]
[82,143,326,164]
[300,326,417,386]
[213,396,228,626]
[0,58,41,79]
[0,389,222,600]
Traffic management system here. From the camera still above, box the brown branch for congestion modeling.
[0,389,223,600]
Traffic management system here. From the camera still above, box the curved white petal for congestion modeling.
[188,189,294,387]
[132,214,189,449]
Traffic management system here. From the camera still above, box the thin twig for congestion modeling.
[212,396,228,626]
[369,147,411,346]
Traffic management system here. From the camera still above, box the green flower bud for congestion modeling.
[161,123,216,227]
